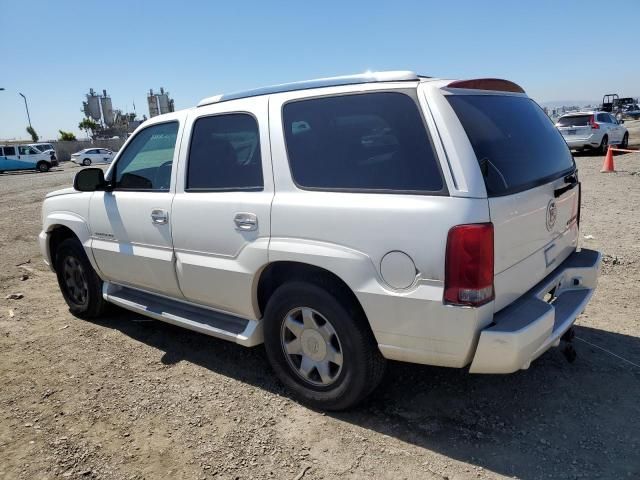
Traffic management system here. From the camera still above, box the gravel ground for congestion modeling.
[1,126,639,479]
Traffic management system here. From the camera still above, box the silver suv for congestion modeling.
[40,71,601,409]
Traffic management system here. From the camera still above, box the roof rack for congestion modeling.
[197,71,421,107]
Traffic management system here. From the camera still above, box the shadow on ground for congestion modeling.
[88,309,640,479]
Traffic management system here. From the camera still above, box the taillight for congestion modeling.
[589,115,599,129]
[444,223,494,306]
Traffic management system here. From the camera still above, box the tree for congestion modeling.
[58,130,77,141]
[26,126,39,142]
[78,118,99,138]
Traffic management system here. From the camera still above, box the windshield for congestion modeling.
[447,95,575,197]
[557,115,591,127]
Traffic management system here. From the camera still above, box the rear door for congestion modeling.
[447,94,579,311]
[596,113,615,143]
[171,97,272,319]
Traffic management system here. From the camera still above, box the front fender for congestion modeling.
[41,211,101,275]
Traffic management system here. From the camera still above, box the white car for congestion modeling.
[40,71,601,410]
[71,148,114,166]
[556,111,628,153]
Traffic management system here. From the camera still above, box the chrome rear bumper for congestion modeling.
[469,249,601,374]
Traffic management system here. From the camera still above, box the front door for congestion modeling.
[89,119,185,297]
[171,98,272,319]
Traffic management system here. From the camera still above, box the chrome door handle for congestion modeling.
[151,209,168,225]
[234,212,258,231]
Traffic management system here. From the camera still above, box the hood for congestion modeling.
[46,187,77,198]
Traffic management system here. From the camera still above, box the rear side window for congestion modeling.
[447,95,574,197]
[557,115,590,127]
[3,146,16,156]
[187,113,263,191]
[283,92,444,193]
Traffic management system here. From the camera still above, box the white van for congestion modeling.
[30,143,58,164]
[0,144,55,173]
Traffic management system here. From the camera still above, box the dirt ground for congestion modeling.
[1,124,639,480]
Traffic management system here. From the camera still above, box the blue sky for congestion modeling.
[1,0,639,140]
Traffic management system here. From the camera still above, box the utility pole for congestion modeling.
[19,93,32,129]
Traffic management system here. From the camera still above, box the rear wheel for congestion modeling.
[37,161,50,172]
[82,158,91,166]
[54,238,107,318]
[263,281,385,410]
[599,135,608,154]
[621,132,629,149]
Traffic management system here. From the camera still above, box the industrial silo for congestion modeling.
[100,89,115,126]
[158,87,172,114]
[147,89,160,118]
[86,88,102,122]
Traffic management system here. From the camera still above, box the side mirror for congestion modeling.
[74,167,107,192]
[619,119,625,124]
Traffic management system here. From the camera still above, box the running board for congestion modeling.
[103,283,263,347]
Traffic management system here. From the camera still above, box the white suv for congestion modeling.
[40,72,601,410]
[556,111,628,153]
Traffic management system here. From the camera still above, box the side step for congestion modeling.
[103,283,263,347]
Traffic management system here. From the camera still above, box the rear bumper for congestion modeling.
[565,135,599,149]
[469,249,601,374]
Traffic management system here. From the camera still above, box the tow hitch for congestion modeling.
[561,327,577,363]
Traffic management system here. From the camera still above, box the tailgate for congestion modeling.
[445,92,579,312]
[490,180,579,311]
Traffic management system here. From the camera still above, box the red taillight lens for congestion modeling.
[444,223,494,306]
[589,115,599,129]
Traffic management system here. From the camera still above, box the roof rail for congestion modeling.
[197,71,421,107]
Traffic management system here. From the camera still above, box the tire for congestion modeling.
[82,158,91,166]
[263,281,386,410]
[54,238,107,319]
[599,135,608,155]
[37,161,50,173]
[621,132,629,149]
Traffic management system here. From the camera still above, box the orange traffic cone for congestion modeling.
[601,146,615,173]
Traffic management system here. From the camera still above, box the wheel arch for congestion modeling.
[44,213,99,274]
[256,261,370,329]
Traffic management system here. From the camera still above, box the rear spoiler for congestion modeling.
[446,78,525,94]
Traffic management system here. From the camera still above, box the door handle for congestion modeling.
[234,213,258,231]
[151,209,169,225]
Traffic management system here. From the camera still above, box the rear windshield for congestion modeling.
[447,95,574,197]
[557,115,591,127]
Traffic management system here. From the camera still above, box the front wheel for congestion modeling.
[37,161,50,172]
[54,238,107,318]
[82,158,91,166]
[263,281,385,410]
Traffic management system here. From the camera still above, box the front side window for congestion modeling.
[19,146,37,155]
[282,92,444,193]
[114,122,178,191]
[187,113,263,191]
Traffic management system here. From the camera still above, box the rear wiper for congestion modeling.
[478,157,508,189]
[554,172,579,198]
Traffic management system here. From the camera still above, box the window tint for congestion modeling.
[283,92,444,192]
[556,115,590,127]
[187,114,263,191]
[3,146,16,156]
[114,122,178,191]
[447,95,574,197]
[596,114,609,123]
